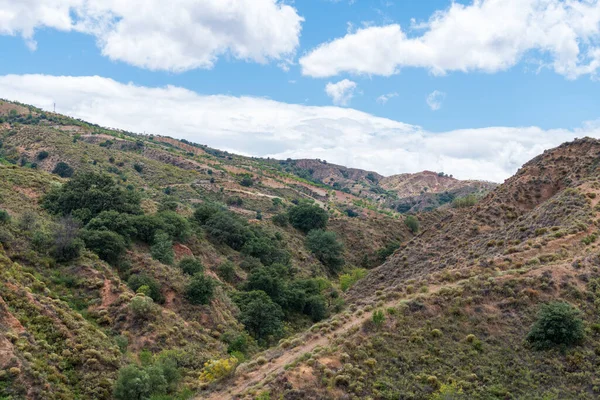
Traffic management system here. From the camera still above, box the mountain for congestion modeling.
[2,99,599,400]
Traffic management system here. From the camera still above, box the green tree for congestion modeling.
[51,217,84,262]
[151,231,174,265]
[203,212,251,250]
[305,230,344,273]
[192,202,223,225]
[178,257,204,276]
[186,274,217,305]
[157,211,191,242]
[130,214,166,243]
[113,365,151,400]
[234,290,284,342]
[404,215,420,234]
[527,301,585,350]
[86,211,137,242]
[217,261,236,283]
[43,172,141,223]
[288,203,328,233]
[80,229,127,265]
[304,295,328,322]
[52,162,74,178]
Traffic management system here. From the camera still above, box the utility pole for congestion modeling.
[53,102,56,113]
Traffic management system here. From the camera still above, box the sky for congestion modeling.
[1,0,600,182]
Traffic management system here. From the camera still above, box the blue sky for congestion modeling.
[1,0,600,180]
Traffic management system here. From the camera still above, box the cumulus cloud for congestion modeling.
[300,0,600,79]
[377,92,398,105]
[0,0,303,71]
[426,90,445,111]
[325,79,357,106]
[1,74,599,182]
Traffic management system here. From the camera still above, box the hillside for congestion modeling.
[209,137,600,399]
[2,98,599,400]
[0,99,436,399]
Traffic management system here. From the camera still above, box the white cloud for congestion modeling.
[0,0,303,71]
[325,79,357,106]
[426,90,445,111]
[1,74,600,182]
[376,92,398,105]
[300,0,600,79]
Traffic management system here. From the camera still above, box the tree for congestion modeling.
[288,203,328,233]
[193,202,223,225]
[43,172,141,223]
[129,214,166,243]
[36,151,49,161]
[240,175,253,187]
[86,211,137,242]
[234,290,284,342]
[113,365,151,400]
[203,212,251,250]
[80,229,127,265]
[244,266,287,304]
[527,302,585,350]
[304,295,328,322]
[52,162,74,178]
[405,215,420,234]
[157,211,191,242]
[178,257,204,276]
[186,274,217,305]
[150,231,174,265]
[305,230,344,273]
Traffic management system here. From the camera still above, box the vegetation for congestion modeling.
[185,274,217,305]
[306,230,344,273]
[178,257,204,276]
[288,203,329,233]
[404,215,420,233]
[527,302,585,350]
[151,231,175,265]
[52,161,74,177]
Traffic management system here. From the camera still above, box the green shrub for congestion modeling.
[271,213,288,227]
[203,212,251,250]
[36,150,49,160]
[217,261,236,283]
[114,365,151,400]
[178,257,204,276]
[185,274,217,305]
[52,161,74,178]
[151,231,174,265]
[192,202,223,225]
[80,229,127,264]
[130,214,166,243]
[339,268,367,292]
[129,295,155,321]
[157,211,191,242]
[304,295,328,322]
[306,230,344,273]
[404,215,419,234]
[241,231,290,266]
[288,203,328,233]
[128,274,164,304]
[0,209,10,224]
[527,301,585,350]
[133,163,143,173]
[51,218,84,262]
[452,194,479,208]
[86,211,137,241]
[240,175,253,187]
[372,310,385,327]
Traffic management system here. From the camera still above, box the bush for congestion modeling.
[185,274,217,305]
[157,211,191,242]
[128,274,164,303]
[203,212,251,250]
[306,230,344,273]
[36,150,49,161]
[0,209,10,224]
[52,162,74,178]
[192,202,223,225]
[114,365,151,400]
[130,214,166,243]
[288,203,328,233]
[86,211,137,241]
[271,213,288,227]
[217,261,236,283]
[51,217,84,262]
[339,268,367,292]
[133,163,143,173]
[178,257,203,276]
[527,302,585,349]
[151,231,174,265]
[304,295,328,322]
[199,357,238,383]
[129,295,155,321]
[404,215,420,234]
[452,194,479,208]
[80,229,127,265]
[240,175,253,187]
[241,231,290,266]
